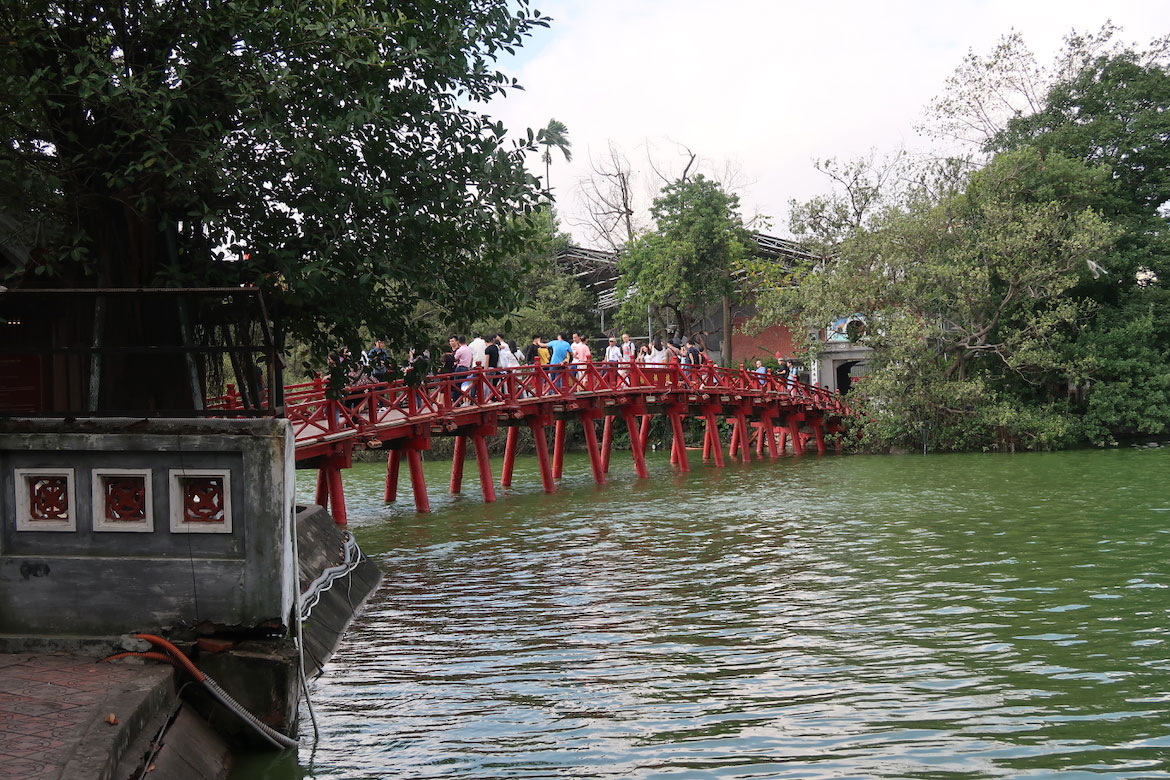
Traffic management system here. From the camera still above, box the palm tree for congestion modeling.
[538,118,572,191]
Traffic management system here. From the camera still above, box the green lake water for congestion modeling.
[241,445,1170,779]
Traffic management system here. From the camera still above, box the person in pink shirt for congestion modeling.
[451,335,473,402]
[569,333,591,389]
[570,332,591,364]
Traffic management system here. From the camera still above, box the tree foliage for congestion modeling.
[468,206,595,343]
[988,45,1170,443]
[0,0,551,358]
[616,174,751,340]
[757,29,1170,451]
[759,149,1115,451]
[990,48,1170,286]
[537,118,572,191]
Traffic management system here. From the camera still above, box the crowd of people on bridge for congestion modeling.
[324,331,804,399]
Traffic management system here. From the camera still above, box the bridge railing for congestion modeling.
[206,360,850,446]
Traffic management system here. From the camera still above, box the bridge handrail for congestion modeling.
[206,359,850,446]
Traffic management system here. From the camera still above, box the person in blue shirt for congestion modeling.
[547,333,571,364]
[546,333,571,390]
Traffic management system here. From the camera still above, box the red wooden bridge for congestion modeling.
[210,361,852,522]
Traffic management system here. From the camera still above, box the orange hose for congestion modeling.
[134,634,206,681]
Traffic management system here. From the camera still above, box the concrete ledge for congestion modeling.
[60,663,177,780]
[135,704,232,780]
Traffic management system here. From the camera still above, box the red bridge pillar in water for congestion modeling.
[315,453,351,525]
[621,406,649,479]
[406,443,431,513]
[808,413,827,455]
[501,425,519,488]
[328,468,346,524]
[471,425,497,503]
[526,411,556,493]
[667,404,689,472]
[730,405,751,463]
[580,409,606,485]
[552,419,567,480]
[315,468,328,509]
[702,405,725,468]
[787,412,806,456]
[385,435,431,513]
[600,415,615,474]
[450,435,466,493]
[759,407,780,459]
[384,450,400,502]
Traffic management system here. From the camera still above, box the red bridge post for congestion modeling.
[581,412,606,485]
[621,408,649,479]
[327,465,347,525]
[702,406,724,468]
[552,419,566,480]
[787,413,805,455]
[601,415,614,473]
[501,426,519,488]
[472,428,496,503]
[761,409,779,459]
[450,435,466,493]
[809,413,827,455]
[315,468,329,510]
[406,443,430,513]
[527,414,555,493]
[667,405,689,472]
[384,450,400,502]
[638,414,651,452]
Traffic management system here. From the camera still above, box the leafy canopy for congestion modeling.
[0,0,552,356]
[616,174,751,340]
[758,149,1115,451]
[988,47,1170,443]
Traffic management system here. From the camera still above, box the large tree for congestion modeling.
[988,49,1170,443]
[1,0,551,363]
[616,174,751,342]
[758,149,1115,451]
[990,49,1170,289]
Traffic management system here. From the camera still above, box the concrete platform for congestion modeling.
[0,652,175,780]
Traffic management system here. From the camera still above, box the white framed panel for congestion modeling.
[169,469,233,534]
[91,468,154,533]
[14,468,77,532]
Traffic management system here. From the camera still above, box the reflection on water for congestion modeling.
[240,447,1170,779]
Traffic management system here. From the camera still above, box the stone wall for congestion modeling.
[0,418,296,636]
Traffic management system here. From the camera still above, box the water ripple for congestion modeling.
[237,448,1170,779]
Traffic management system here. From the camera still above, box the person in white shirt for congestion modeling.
[469,335,488,368]
[604,336,623,363]
[648,338,668,365]
[496,334,518,368]
[620,332,636,361]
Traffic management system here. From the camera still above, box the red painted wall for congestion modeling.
[730,320,796,364]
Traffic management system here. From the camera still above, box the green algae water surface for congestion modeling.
[241,446,1170,779]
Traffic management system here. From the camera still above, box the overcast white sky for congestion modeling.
[487,0,1170,247]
